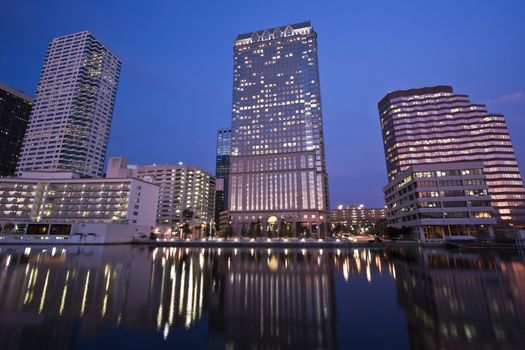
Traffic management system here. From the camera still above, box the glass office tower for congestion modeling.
[215,128,231,227]
[16,31,121,177]
[0,83,32,176]
[229,21,329,237]
[378,86,525,228]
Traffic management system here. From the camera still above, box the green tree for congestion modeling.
[255,220,263,237]
[372,218,388,237]
[385,225,411,240]
[182,208,194,238]
[225,224,234,238]
[182,223,191,238]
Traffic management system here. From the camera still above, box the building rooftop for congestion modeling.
[236,21,312,41]
[378,85,454,107]
[0,82,33,103]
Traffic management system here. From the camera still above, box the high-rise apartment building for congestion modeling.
[378,86,525,227]
[16,31,121,177]
[229,21,329,237]
[0,83,32,177]
[107,157,216,237]
[215,128,231,227]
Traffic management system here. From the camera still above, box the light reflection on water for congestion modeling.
[0,245,524,349]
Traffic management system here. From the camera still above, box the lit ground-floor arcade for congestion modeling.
[224,211,329,238]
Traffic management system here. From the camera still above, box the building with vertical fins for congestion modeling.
[16,31,121,177]
[215,128,231,228]
[228,21,329,237]
[0,83,32,177]
[378,86,525,228]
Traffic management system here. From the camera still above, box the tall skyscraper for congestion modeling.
[378,86,525,227]
[0,83,32,176]
[16,31,121,177]
[215,128,231,226]
[229,21,329,236]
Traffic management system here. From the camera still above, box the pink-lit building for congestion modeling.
[378,86,525,228]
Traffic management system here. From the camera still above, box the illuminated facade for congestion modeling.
[16,31,121,177]
[378,86,525,227]
[0,246,524,348]
[229,21,329,236]
[107,157,216,235]
[0,246,212,346]
[215,128,231,227]
[0,83,32,177]
[0,171,158,242]
[384,162,496,240]
[330,204,386,227]
[218,249,337,349]
[394,249,525,349]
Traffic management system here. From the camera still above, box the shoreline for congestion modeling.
[0,238,521,251]
[145,239,522,251]
[145,239,433,249]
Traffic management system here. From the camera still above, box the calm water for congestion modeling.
[0,245,524,350]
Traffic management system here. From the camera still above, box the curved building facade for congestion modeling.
[378,86,525,227]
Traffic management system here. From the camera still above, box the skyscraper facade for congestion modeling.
[378,86,525,227]
[215,128,231,227]
[0,83,32,177]
[229,21,329,236]
[16,31,121,177]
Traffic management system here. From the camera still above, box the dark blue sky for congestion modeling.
[2,0,524,207]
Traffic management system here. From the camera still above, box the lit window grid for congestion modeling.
[229,23,329,220]
[379,87,525,226]
[16,31,121,177]
[136,165,216,229]
[0,179,146,223]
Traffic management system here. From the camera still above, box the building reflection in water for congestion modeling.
[0,246,339,349]
[210,248,337,349]
[0,245,523,349]
[391,249,525,350]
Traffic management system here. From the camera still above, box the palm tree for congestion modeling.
[182,208,194,239]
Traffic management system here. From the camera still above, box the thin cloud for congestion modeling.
[486,91,525,104]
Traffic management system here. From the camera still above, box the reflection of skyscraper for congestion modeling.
[144,247,213,334]
[0,246,340,349]
[215,128,231,228]
[229,22,329,236]
[215,250,337,349]
[392,250,525,349]
[0,246,149,348]
[0,246,215,348]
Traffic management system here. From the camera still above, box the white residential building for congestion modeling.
[0,171,158,244]
[107,157,215,236]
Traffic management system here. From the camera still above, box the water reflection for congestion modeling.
[392,249,525,350]
[0,245,523,349]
